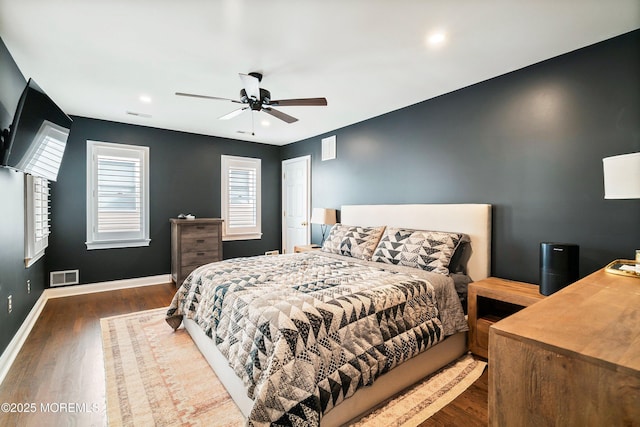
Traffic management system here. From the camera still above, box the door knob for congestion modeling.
[301,221,308,226]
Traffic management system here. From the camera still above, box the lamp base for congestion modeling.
[320,224,327,245]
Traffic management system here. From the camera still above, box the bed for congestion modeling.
[166,203,492,426]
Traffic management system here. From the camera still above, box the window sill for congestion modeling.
[25,250,45,268]
[222,233,263,242]
[86,239,151,250]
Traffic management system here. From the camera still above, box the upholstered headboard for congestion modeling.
[341,204,492,281]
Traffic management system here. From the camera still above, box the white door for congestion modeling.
[282,156,310,254]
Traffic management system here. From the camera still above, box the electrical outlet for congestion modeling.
[27,280,31,294]
[7,295,12,314]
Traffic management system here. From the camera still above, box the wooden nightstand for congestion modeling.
[468,277,545,359]
[294,244,321,253]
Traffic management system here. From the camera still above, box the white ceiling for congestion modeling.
[1,1,638,146]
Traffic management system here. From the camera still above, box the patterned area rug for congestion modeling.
[102,308,244,426]
[102,308,486,426]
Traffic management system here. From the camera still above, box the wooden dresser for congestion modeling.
[170,218,223,285]
[489,268,640,426]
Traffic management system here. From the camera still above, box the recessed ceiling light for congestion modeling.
[260,120,270,127]
[139,95,152,103]
[427,32,446,46]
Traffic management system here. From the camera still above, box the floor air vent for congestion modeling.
[50,270,79,287]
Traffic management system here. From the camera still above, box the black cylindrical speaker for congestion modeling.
[539,243,579,296]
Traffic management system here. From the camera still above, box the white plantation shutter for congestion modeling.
[86,141,150,249]
[97,155,142,233]
[25,174,50,267]
[33,176,50,240]
[221,155,261,240]
[228,167,257,227]
[17,120,69,182]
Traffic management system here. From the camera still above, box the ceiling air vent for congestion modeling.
[50,270,79,287]
[126,111,152,118]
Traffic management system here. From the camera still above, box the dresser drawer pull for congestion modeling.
[197,252,205,256]
[196,226,205,229]
[197,239,205,243]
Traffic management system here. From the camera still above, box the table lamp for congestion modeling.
[603,152,640,199]
[310,208,337,245]
[602,152,640,278]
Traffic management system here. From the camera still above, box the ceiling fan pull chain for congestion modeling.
[251,111,255,136]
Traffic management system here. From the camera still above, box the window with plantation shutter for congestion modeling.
[221,155,262,240]
[86,141,150,250]
[25,174,50,267]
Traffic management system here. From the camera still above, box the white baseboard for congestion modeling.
[0,274,172,386]
[46,274,172,299]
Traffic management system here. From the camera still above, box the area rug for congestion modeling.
[102,308,486,426]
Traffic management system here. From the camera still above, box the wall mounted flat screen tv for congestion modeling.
[1,78,72,181]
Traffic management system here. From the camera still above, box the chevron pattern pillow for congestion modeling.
[372,228,469,275]
[321,224,386,260]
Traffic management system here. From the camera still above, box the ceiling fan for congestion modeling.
[176,72,328,125]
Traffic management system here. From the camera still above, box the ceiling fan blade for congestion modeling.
[219,107,248,120]
[175,92,242,103]
[239,73,261,100]
[263,107,298,123]
[269,97,327,107]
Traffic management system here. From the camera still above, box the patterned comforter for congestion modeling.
[166,251,468,426]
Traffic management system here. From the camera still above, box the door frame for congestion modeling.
[281,155,311,253]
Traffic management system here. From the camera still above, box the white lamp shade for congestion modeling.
[310,208,337,225]
[603,152,640,199]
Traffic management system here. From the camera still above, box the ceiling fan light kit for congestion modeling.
[176,72,327,130]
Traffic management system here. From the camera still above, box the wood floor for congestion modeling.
[0,283,488,427]
[422,370,488,427]
[0,284,176,427]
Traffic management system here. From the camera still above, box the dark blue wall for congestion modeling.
[282,30,640,284]
[46,117,282,284]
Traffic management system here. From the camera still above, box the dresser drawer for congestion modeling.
[181,264,203,280]
[180,250,218,267]
[181,223,220,239]
[181,235,217,252]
